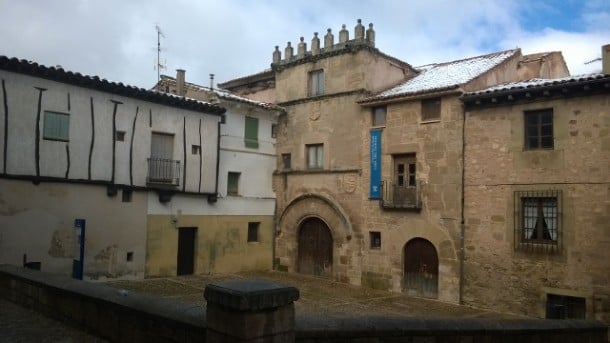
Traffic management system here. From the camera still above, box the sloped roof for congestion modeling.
[0,56,225,116]
[159,75,283,111]
[360,49,519,103]
[464,73,609,96]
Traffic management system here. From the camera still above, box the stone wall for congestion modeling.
[1,265,607,343]
[463,94,610,322]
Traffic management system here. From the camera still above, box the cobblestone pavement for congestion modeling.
[0,298,107,343]
[106,270,523,319]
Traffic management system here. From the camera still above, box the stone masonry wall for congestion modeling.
[359,95,464,303]
[463,94,610,323]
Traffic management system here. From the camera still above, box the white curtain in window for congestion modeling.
[542,199,557,241]
[523,199,537,239]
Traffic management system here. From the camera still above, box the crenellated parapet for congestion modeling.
[272,19,376,68]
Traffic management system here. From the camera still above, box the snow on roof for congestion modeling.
[465,73,608,96]
[160,75,282,111]
[367,49,518,101]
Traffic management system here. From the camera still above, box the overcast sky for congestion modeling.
[1,0,608,89]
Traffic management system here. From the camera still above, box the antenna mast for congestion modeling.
[155,25,166,90]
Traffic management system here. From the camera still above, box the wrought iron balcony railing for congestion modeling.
[380,180,421,210]
[147,158,180,186]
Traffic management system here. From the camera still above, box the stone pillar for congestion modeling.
[272,45,281,64]
[324,28,334,49]
[366,23,375,47]
[297,37,307,58]
[204,279,300,343]
[354,19,364,41]
[311,32,320,56]
[603,44,610,75]
[339,24,349,43]
[284,42,294,61]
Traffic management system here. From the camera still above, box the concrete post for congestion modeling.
[204,279,300,342]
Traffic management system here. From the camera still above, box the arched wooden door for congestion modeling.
[297,217,333,278]
[404,238,438,298]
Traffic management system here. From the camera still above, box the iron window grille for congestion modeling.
[146,158,181,186]
[514,190,562,253]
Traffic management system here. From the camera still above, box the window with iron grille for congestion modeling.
[421,97,441,122]
[309,70,324,96]
[546,294,585,319]
[369,231,381,249]
[524,109,553,149]
[514,190,562,253]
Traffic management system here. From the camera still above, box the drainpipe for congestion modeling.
[212,117,224,202]
[459,107,466,305]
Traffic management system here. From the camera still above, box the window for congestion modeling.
[43,111,70,141]
[247,222,260,242]
[227,172,240,196]
[282,153,291,170]
[192,145,200,155]
[395,154,416,187]
[244,116,259,148]
[306,144,323,169]
[122,189,132,202]
[525,109,553,149]
[271,124,278,138]
[370,231,381,249]
[515,190,561,253]
[421,97,441,121]
[115,131,126,141]
[372,106,386,126]
[309,70,324,96]
[546,294,585,319]
[126,252,134,262]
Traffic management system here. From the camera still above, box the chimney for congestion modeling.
[284,42,294,61]
[176,69,186,96]
[297,37,307,58]
[272,45,281,64]
[354,19,364,41]
[324,28,334,49]
[210,74,215,90]
[366,23,375,47]
[339,24,349,43]
[602,44,610,75]
[311,32,320,56]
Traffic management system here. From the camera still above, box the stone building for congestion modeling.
[460,45,610,322]
[0,56,225,279]
[220,19,571,304]
[149,71,283,276]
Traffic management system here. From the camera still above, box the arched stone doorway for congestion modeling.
[297,217,333,278]
[404,238,438,299]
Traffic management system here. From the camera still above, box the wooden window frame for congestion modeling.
[244,116,259,149]
[421,97,441,122]
[306,144,324,170]
[524,109,553,150]
[372,106,387,127]
[227,172,240,196]
[309,69,324,97]
[282,153,291,170]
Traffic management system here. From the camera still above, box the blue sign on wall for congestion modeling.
[370,130,382,199]
[72,218,86,280]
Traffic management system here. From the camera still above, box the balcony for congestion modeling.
[147,158,180,187]
[380,180,421,210]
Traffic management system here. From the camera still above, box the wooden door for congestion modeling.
[404,238,438,298]
[393,154,416,205]
[297,218,333,278]
[177,227,196,276]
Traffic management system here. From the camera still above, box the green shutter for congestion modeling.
[244,116,259,148]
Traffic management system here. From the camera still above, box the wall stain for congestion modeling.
[48,229,74,258]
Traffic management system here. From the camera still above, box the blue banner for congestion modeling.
[370,130,381,199]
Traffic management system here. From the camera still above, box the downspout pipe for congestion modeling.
[459,107,466,305]
[209,116,224,203]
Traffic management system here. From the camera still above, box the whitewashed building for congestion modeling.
[148,73,282,275]
[0,56,225,279]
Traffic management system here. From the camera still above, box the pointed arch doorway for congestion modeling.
[404,238,438,298]
[297,217,333,278]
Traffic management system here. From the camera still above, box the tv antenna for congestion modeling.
[155,24,167,90]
